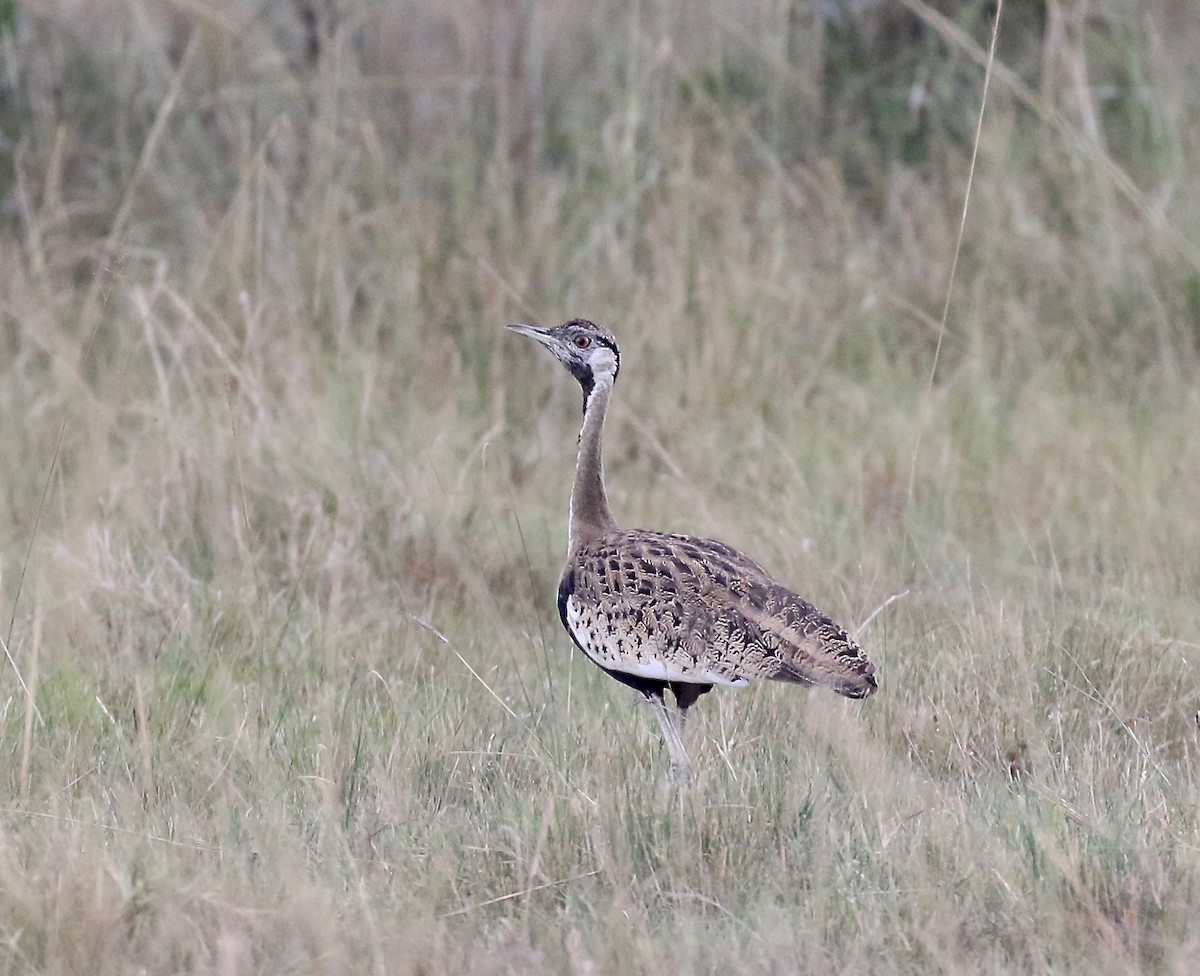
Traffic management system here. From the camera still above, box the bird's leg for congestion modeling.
[670,682,710,738]
[644,689,691,776]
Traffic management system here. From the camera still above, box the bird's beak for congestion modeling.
[507,322,565,359]
[506,322,554,344]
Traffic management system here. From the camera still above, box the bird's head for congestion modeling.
[507,319,620,409]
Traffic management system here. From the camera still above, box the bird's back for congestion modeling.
[557,529,877,698]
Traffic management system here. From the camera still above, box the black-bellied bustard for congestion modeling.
[508,319,877,774]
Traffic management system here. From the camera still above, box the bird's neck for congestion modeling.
[569,376,618,555]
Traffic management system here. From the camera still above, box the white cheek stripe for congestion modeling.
[590,348,618,377]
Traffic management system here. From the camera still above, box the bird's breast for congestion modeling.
[561,592,748,687]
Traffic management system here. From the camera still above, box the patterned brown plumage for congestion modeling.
[558,529,876,699]
[508,318,877,771]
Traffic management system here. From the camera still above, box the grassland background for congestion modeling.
[2,0,1200,973]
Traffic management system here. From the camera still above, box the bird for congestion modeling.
[507,318,877,773]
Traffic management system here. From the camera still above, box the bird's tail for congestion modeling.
[770,616,878,699]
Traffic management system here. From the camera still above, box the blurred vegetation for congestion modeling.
[1,1,1199,974]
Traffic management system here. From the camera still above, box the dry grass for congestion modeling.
[2,1,1200,973]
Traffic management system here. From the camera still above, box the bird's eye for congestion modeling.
[573,335,592,349]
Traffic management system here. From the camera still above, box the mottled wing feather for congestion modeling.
[557,529,877,698]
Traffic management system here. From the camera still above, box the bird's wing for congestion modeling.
[559,530,877,698]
